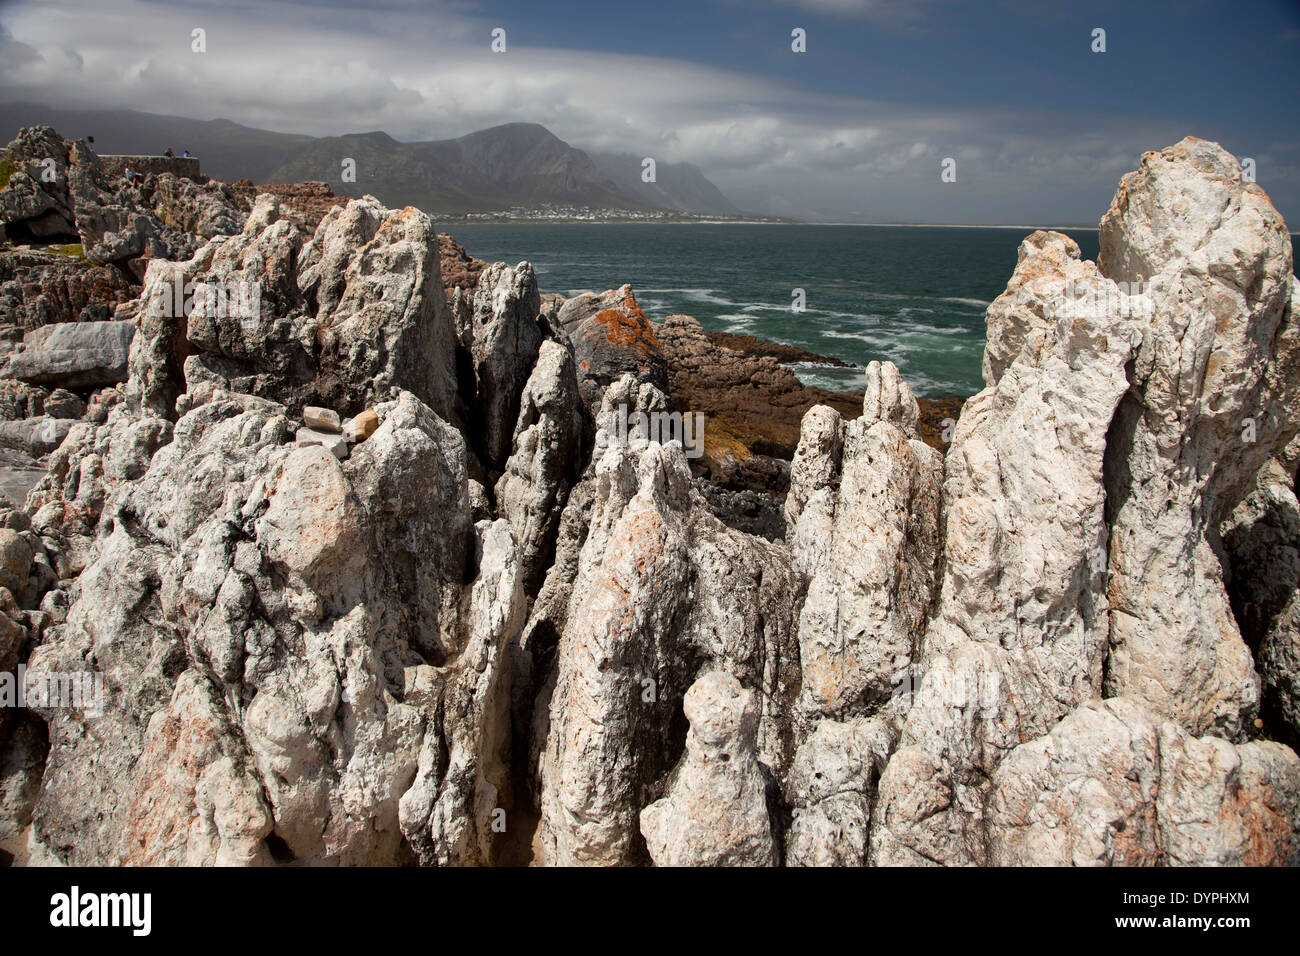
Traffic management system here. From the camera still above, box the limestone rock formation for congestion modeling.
[1099,138,1300,737]
[786,360,943,722]
[871,230,1144,866]
[1223,453,1300,741]
[639,671,777,866]
[3,133,1299,871]
[495,339,585,593]
[986,698,1300,866]
[28,390,524,865]
[534,378,802,865]
[0,248,137,337]
[128,194,459,423]
[466,261,544,470]
[0,127,79,240]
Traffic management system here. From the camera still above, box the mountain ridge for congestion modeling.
[0,103,745,217]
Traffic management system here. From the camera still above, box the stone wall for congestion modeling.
[98,155,201,181]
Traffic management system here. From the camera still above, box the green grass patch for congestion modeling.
[0,156,16,191]
[46,243,86,259]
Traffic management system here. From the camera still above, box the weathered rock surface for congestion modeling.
[871,230,1143,866]
[0,127,78,239]
[495,339,585,593]
[1223,454,1300,742]
[786,361,943,721]
[128,194,459,424]
[1099,138,1300,737]
[0,248,137,338]
[558,285,669,410]
[230,181,340,233]
[639,671,777,866]
[986,698,1300,866]
[27,390,525,865]
[0,417,73,458]
[533,377,803,865]
[783,715,894,867]
[466,261,544,470]
[656,312,859,492]
[4,320,134,388]
[5,134,1300,871]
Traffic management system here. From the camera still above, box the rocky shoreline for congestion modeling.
[0,126,1297,867]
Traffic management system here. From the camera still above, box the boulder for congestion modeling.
[342,409,379,443]
[4,320,135,388]
[0,416,73,457]
[292,426,347,460]
[557,285,669,410]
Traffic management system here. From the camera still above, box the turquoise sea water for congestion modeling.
[446,222,1101,398]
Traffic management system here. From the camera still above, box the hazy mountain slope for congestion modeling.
[589,152,742,216]
[267,123,650,214]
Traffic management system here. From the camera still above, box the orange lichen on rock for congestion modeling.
[588,304,662,361]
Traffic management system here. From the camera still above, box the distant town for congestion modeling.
[444,203,791,224]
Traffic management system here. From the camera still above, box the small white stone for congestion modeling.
[295,426,347,459]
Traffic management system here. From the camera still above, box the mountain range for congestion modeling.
[0,103,743,217]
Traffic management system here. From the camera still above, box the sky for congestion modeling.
[1,0,1298,225]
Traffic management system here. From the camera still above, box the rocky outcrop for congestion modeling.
[656,312,856,491]
[869,140,1300,867]
[639,671,778,866]
[438,232,486,314]
[127,194,459,424]
[786,360,943,721]
[558,285,669,409]
[0,127,241,274]
[4,134,1300,871]
[533,376,802,865]
[230,181,339,232]
[871,230,1144,866]
[1223,453,1300,742]
[0,127,79,240]
[495,339,585,593]
[465,262,545,470]
[0,248,137,339]
[149,174,246,240]
[27,390,524,865]
[1099,138,1300,737]
[986,698,1300,866]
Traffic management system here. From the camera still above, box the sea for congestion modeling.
[445,222,1101,399]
